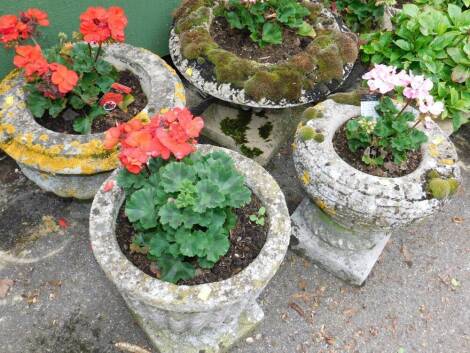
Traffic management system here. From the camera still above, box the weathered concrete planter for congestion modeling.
[0,43,186,199]
[89,144,291,353]
[291,100,461,285]
[170,0,357,109]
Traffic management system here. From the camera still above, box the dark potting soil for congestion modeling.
[35,70,148,135]
[210,16,313,64]
[333,122,422,178]
[116,193,269,286]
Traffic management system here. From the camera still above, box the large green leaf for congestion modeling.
[160,162,196,193]
[158,255,195,283]
[125,187,158,229]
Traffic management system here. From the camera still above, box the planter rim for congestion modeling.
[0,43,186,175]
[89,144,291,312]
[169,2,355,109]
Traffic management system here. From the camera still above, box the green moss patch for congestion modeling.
[258,121,273,140]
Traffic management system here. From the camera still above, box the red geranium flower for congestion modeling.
[79,6,127,44]
[13,45,49,78]
[22,8,49,26]
[0,15,19,45]
[107,6,127,42]
[104,108,203,174]
[100,92,123,107]
[49,63,79,94]
[79,7,111,43]
[111,82,132,94]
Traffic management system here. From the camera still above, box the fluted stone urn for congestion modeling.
[89,144,291,353]
[0,43,186,199]
[291,99,461,285]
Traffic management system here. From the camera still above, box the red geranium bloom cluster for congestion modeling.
[79,6,128,44]
[13,45,78,97]
[104,108,204,174]
[0,8,48,46]
[13,45,49,78]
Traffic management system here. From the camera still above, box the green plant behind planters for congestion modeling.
[414,0,469,10]
[224,0,316,47]
[360,3,470,130]
[346,97,428,166]
[333,0,386,33]
[118,151,252,284]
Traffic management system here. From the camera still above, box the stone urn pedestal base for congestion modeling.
[291,198,391,286]
[135,301,263,353]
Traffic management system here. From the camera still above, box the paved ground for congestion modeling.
[0,123,468,353]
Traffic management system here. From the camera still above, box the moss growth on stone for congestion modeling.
[329,90,365,106]
[337,32,359,64]
[427,170,441,180]
[299,126,316,141]
[175,6,211,34]
[428,178,451,200]
[173,0,213,20]
[220,110,252,145]
[448,178,460,195]
[240,145,263,158]
[315,45,344,81]
[302,107,321,120]
[258,121,273,140]
[180,28,218,60]
[244,71,282,102]
[207,49,258,88]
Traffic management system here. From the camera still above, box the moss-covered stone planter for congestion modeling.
[0,43,186,199]
[294,99,461,239]
[170,0,358,108]
[89,144,291,353]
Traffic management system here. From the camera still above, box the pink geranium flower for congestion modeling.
[403,73,433,100]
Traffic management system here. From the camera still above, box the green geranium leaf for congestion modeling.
[194,180,225,212]
[116,168,148,192]
[125,187,159,229]
[69,95,86,110]
[27,91,50,118]
[158,202,184,229]
[160,162,197,193]
[48,98,66,118]
[262,22,282,45]
[158,255,195,284]
[203,231,230,263]
[95,59,114,76]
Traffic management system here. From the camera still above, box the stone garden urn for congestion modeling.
[0,43,186,199]
[291,99,461,285]
[169,0,358,109]
[89,144,291,353]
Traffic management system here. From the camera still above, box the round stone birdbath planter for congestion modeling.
[0,43,186,199]
[290,99,461,285]
[169,0,358,109]
[89,144,291,353]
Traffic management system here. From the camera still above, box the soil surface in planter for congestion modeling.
[333,122,422,178]
[210,16,313,64]
[116,194,269,285]
[35,70,148,135]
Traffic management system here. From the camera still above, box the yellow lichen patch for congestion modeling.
[439,159,455,166]
[185,68,193,77]
[314,198,336,216]
[432,136,445,145]
[160,108,170,114]
[3,95,14,109]
[0,135,118,174]
[174,82,186,104]
[0,70,20,95]
[133,111,150,123]
[300,170,311,185]
[17,101,26,109]
[428,144,439,158]
[39,134,49,142]
[291,143,297,151]
[0,123,16,135]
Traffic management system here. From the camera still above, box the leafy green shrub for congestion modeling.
[334,0,386,32]
[361,3,470,130]
[118,151,252,284]
[224,0,316,47]
[346,97,428,166]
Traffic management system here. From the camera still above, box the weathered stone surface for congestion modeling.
[0,43,186,199]
[202,102,302,166]
[293,99,461,233]
[89,144,291,353]
[291,198,390,285]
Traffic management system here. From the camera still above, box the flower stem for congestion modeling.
[396,99,411,119]
[94,43,102,63]
[87,43,93,57]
